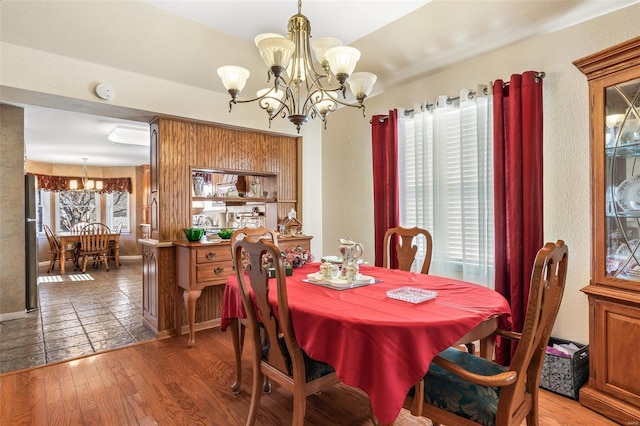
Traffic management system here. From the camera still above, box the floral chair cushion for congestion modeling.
[421,348,507,426]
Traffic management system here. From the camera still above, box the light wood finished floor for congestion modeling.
[0,327,618,425]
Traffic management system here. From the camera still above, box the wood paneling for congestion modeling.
[149,117,300,337]
[155,118,300,242]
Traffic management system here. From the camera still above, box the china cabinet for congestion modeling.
[574,35,640,423]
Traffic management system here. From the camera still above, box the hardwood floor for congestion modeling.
[0,327,618,425]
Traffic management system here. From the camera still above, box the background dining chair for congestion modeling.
[383,226,433,274]
[233,238,339,426]
[78,223,111,273]
[108,222,122,266]
[230,226,280,395]
[71,221,89,232]
[43,224,77,273]
[404,240,569,426]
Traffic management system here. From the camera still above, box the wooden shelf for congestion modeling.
[192,196,276,203]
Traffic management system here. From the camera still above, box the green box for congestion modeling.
[267,266,293,278]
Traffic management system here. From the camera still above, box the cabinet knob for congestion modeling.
[214,267,224,275]
[206,252,216,260]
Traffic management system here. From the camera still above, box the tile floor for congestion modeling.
[0,258,155,374]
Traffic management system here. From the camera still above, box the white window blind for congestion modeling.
[398,89,495,287]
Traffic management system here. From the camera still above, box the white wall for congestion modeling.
[323,4,640,344]
[0,38,325,247]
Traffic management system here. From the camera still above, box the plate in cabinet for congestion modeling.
[615,175,640,211]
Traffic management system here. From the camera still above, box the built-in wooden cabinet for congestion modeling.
[174,241,232,347]
[173,234,312,347]
[140,240,175,338]
[143,117,301,338]
[277,234,313,253]
[190,167,279,230]
[574,35,640,423]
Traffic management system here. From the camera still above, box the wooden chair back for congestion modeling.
[71,221,89,232]
[497,240,569,424]
[383,226,433,274]
[233,238,338,425]
[78,223,111,272]
[406,240,569,426]
[228,226,279,394]
[43,224,60,253]
[43,224,61,273]
[230,226,278,261]
[231,226,278,249]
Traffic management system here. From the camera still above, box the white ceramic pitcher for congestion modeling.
[338,238,363,278]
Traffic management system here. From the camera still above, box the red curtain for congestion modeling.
[493,72,544,365]
[371,110,399,267]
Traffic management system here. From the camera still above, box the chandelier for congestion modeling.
[69,158,103,191]
[217,0,377,133]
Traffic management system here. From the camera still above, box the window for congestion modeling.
[398,92,495,287]
[106,192,130,232]
[56,191,99,232]
[36,189,51,235]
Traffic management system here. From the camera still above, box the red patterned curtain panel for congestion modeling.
[32,173,132,193]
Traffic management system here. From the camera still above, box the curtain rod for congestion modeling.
[374,71,546,122]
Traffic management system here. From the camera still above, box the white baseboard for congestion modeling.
[38,255,142,267]
[0,311,26,322]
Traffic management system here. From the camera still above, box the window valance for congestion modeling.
[32,173,132,193]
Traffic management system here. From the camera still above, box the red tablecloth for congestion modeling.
[221,263,511,424]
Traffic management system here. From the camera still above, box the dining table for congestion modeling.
[57,230,121,274]
[221,262,511,424]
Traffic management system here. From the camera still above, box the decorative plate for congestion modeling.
[615,175,640,211]
[386,287,437,304]
[615,239,640,259]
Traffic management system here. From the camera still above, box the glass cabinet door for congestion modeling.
[605,76,640,279]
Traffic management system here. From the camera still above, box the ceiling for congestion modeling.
[15,0,640,167]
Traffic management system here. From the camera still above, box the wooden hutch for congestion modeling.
[139,117,309,340]
[574,36,640,423]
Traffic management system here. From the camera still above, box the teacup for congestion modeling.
[345,262,359,284]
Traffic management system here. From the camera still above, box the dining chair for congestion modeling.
[43,224,77,273]
[230,226,280,395]
[233,238,339,426]
[71,221,89,232]
[383,226,433,274]
[78,223,111,272]
[230,226,278,261]
[108,222,122,265]
[403,240,569,426]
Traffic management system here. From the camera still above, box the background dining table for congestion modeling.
[57,230,121,274]
[221,262,511,424]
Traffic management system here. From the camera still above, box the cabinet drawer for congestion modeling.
[196,261,233,284]
[195,246,231,264]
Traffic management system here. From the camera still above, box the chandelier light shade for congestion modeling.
[217,0,376,132]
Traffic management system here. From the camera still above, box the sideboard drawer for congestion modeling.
[195,245,230,264]
[195,261,233,285]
